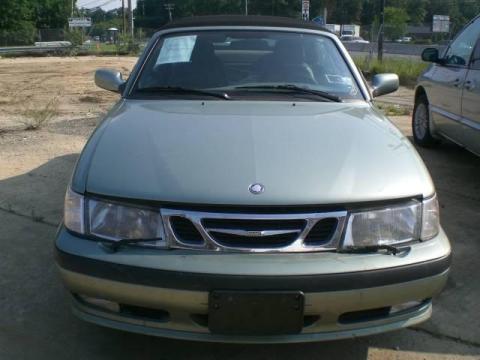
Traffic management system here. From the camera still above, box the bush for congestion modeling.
[21,97,59,130]
[65,30,83,46]
[353,56,429,87]
[116,33,141,55]
[0,22,36,46]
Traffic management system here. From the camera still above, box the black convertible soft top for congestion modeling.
[159,15,330,32]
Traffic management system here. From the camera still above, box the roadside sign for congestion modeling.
[432,15,450,33]
[68,17,92,28]
[302,0,310,21]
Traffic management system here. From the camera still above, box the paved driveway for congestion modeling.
[0,117,479,359]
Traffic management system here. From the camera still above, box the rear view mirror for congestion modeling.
[95,69,125,93]
[421,48,440,63]
[372,73,399,97]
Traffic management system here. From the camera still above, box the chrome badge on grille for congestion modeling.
[249,183,265,195]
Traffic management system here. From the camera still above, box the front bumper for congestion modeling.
[55,226,451,343]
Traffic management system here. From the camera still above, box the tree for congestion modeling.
[379,6,409,40]
[406,0,426,25]
[34,0,71,29]
[0,0,36,46]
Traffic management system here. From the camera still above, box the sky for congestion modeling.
[76,0,137,11]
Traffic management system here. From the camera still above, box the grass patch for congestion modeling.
[353,56,428,87]
[21,97,59,130]
[375,102,411,116]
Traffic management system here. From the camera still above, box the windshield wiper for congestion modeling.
[337,244,411,256]
[99,238,161,253]
[235,84,342,102]
[136,86,231,100]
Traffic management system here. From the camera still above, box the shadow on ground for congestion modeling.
[0,142,479,359]
[0,153,78,225]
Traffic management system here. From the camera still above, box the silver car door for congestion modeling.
[461,38,480,155]
[430,18,480,144]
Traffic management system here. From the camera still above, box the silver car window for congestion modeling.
[444,18,480,66]
[471,39,480,70]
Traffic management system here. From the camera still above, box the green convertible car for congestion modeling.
[55,16,451,343]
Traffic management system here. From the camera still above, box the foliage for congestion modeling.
[375,102,410,116]
[34,0,71,29]
[116,33,140,54]
[0,0,479,46]
[65,30,83,46]
[353,55,429,87]
[21,97,59,131]
[0,22,37,46]
[0,0,72,46]
[383,7,409,40]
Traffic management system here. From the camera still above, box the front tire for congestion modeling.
[412,95,437,147]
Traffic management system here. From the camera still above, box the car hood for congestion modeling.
[81,100,434,205]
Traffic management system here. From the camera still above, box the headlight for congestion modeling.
[64,188,166,246]
[343,195,439,247]
[88,198,164,242]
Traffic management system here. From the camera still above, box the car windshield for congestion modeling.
[133,30,362,100]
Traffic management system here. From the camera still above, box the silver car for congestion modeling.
[413,14,480,155]
[55,16,450,343]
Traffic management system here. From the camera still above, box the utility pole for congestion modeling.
[245,0,248,15]
[377,0,385,62]
[71,0,74,16]
[164,4,175,22]
[128,0,134,38]
[122,0,126,35]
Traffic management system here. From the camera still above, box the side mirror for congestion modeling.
[421,48,440,63]
[372,73,399,97]
[95,69,125,93]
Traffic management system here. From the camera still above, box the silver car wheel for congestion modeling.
[414,102,428,139]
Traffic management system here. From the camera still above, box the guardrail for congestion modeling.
[0,45,72,56]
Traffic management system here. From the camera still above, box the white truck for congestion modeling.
[324,24,341,35]
[341,24,360,37]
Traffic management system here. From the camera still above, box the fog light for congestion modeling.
[77,294,120,313]
[390,300,424,314]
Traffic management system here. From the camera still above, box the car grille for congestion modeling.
[162,208,347,253]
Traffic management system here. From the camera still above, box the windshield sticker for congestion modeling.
[326,74,352,85]
[157,35,197,65]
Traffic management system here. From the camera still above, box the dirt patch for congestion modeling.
[78,95,103,103]
[0,56,136,188]
[0,56,136,133]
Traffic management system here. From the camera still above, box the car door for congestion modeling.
[428,18,480,144]
[461,38,480,155]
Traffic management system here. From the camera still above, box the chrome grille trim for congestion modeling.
[161,208,348,253]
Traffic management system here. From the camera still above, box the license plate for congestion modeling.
[208,291,304,335]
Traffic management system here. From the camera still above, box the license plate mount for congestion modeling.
[208,291,304,336]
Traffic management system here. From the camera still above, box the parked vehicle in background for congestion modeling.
[396,37,412,43]
[324,23,341,36]
[340,35,369,44]
[341,24,360,37]
[56,15,450,343]
[413,14,480,156]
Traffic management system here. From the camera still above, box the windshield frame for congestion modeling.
[124,26,370,102]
